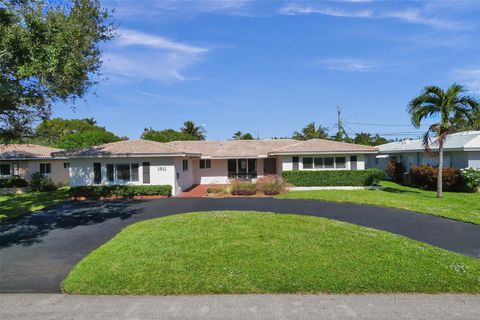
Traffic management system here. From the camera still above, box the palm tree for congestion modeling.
[292,122,329,140]
[232,131,254,140]
[408,84,479,198]
[232,131,243,140]
[181,121,206,140]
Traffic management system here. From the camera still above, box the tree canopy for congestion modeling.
[141,128,196,143]
[181,121,206,140]
[292,122,329,140]
[0,0,115,142]
[232,131,254,140]
[31,117,122,149]
[56,130,122,150]
[353,132,389,146]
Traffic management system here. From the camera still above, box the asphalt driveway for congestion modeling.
[1,197,480,293]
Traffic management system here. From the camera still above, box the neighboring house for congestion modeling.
[0,144,70,185]
[366,131,480,172]
[59,139,377,195]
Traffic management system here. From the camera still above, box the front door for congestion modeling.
[264,158,277,175]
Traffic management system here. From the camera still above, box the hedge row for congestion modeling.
[409,165,480,192]
[282,169,384,187]
[0,178,29,188]
[70,185,172,198]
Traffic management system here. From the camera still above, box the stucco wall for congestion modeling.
[192,159,229,185]
[468,151,480,169]
[1,159,69,185]
[69,157,178,194]
[174,158,195,193]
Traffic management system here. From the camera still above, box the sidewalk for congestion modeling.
[1,294,479,320]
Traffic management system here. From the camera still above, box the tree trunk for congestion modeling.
[437,141,444,198]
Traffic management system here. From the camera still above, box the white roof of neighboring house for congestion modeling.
[0,144,64,160]
[57,139,202,158]
[378,131,480,153]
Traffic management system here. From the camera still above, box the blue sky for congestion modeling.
[53,0,480,140]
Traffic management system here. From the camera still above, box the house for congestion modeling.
[366,131,480,171]
[59,139,377,195]
[0,144,70,185]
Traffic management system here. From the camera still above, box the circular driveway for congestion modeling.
[1,197,480,293]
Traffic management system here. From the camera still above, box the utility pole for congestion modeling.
[337,106,342,135]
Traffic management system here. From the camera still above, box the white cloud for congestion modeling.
[104,29,210,84]
[453,68,480,94]
[278,3,464,30]
[383,9,462,30]
[279,4,372,18]
[312,58,374,72]
[117,29,209,54]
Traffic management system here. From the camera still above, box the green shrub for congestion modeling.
[206,187,225,194]
[282,169,384,187]
[30,172,58,192]
[229,180,257,196]
[0,177,28,188]
[460,168,480,193]
[409,165,462,191]
[69,185,172,198]
[384,161,404,183]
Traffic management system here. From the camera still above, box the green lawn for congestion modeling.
[277,181,480,225]
[0,188,70,221]
[63,211,480,295]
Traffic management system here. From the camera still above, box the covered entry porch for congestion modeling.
[191,157,281,185]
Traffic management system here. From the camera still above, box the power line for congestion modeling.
[345,121,431,127]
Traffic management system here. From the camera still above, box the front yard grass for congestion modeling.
[63,211,480,295]
[0,188,70,221]
[276,181,480,225]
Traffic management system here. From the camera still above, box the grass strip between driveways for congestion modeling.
[63,211,480,295]
[276,181,480,225]
[0,188,70,221]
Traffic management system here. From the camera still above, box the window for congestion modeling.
[63,162,70,169]
[314,158,323,169]
[302,157,313,169]
[0,164,10,176]
[335,157,346,169]
[199,159,211,169]
[93,163,101,184]
[292,157,299,170]
[12,163,19,176]
[227,159,257,178]
[182,159,189,171]
[116,164,131,181]
[228,159,236,176]
[248,159,256,173]
[40,163,51,174]
[324,158,334,169]
[238,159,247,173]
[142,162,150,184]
[131,163,139,182]
[107,164,114,182]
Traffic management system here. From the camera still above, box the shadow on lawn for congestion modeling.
[0,200,144,248]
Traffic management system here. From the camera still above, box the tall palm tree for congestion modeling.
[408,84,479,198]
[292,122,329,140]
[181,121,206,140]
